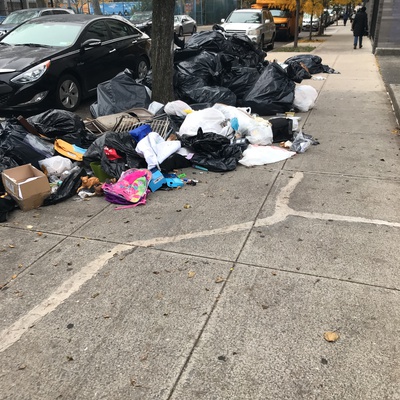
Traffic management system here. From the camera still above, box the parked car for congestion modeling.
[173,15,197,36]
[0,14,151,115]
[130,11,152,37]
[0,7,74,36]
[221,8,276,50]
[0,15,6,24]
[302,13,320,31]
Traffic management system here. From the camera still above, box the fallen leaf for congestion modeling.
[37,232,43,236]
[324,331,340,342]
[8,244,15,248]
[11,274,17,279]
[183,203,191,209]
[215,276,224,283]
[26,225,33,229]
[17,364,26,370]
[188,271,196,278]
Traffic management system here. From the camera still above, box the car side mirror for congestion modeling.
[221,18,225,23]
[81,39,102,49]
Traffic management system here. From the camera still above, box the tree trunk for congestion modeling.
[92,0,102,15]
[293,0,300,48]
[151,0,175,104]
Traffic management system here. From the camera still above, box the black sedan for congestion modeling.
[0,14,151,115]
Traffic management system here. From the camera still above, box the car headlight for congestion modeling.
[247,29,259,36]
[11,60,51,84]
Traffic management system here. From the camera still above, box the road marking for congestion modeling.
[0,244,131,353]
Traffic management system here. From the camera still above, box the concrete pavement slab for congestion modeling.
[284,128,400,177]
[0,237,117,330]
[73,167,281,261]
[239,216,400,288]
[170,266,400,400]
[0,248,231,400]
[258,171,400,223]
[0,226,64,285]
[2,196,110,235]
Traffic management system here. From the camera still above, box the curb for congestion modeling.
[375,47,400,56]
[388,84,400,125]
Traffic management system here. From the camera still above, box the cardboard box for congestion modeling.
[2,164,51,211]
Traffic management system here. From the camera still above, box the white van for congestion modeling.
[221,8,276,50]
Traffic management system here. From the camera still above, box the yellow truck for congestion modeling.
[251,0,303,40]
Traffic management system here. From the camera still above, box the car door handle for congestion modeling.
[109,48,116,53]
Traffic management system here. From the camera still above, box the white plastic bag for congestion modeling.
[293,85,318,112]
[178,108,227,137]
[164,100,193,117]
[212,104,273,145]
[136,132,181,169]
[39,156,73,177]
[239,145,296,167]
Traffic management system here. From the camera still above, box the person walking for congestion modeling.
[343,11,349,26]
[351,6,368,49]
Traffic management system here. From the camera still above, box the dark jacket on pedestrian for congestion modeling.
[352,8,368,36]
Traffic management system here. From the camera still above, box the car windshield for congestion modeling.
[130,12,152,23]
[226,11,261,23]
[270,9,289,17]
[2,10,40,24]
[174,16,182,22]
[1,21,82,47]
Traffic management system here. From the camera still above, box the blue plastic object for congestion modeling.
[129,124,152,142]
[148,168,166,192]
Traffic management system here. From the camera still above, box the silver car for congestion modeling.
[174,15,197,36]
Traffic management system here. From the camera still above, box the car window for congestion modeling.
[2,10,40,24]
[2,21,82,46]
[41,10,52,16]
[53,10,71,15]
[81,20,110,42]
[107,19,137,39]
[227,12,260,23]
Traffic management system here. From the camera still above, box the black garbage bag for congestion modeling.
[0,193,17,223]
[43,167,87,206]
[174,47,203,63]
[186,30,231,53]
[242,62,295,115]
[27,109,86,142]
[0,120,49,168]
[285,60,312,83]
[175,50,223,85]
[284,54,337,75]
[0,150,19,192]
[228,34,266,67]
[269,117,294,142]
[83,131,145,179]
[28,109,97,148]
[180,129,242,172]
[220,66,261,100]
[93,70,151,118]
[188,86,237,107]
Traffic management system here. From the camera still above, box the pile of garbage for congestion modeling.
[0,29,338,220]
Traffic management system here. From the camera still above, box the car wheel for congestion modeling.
[133,56,149,79]
[56,74,81,111]
[192,25,197,34]
[179,27,183,37]
[268,34,275,50]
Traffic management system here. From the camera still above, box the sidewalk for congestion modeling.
[1,25,400,400]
